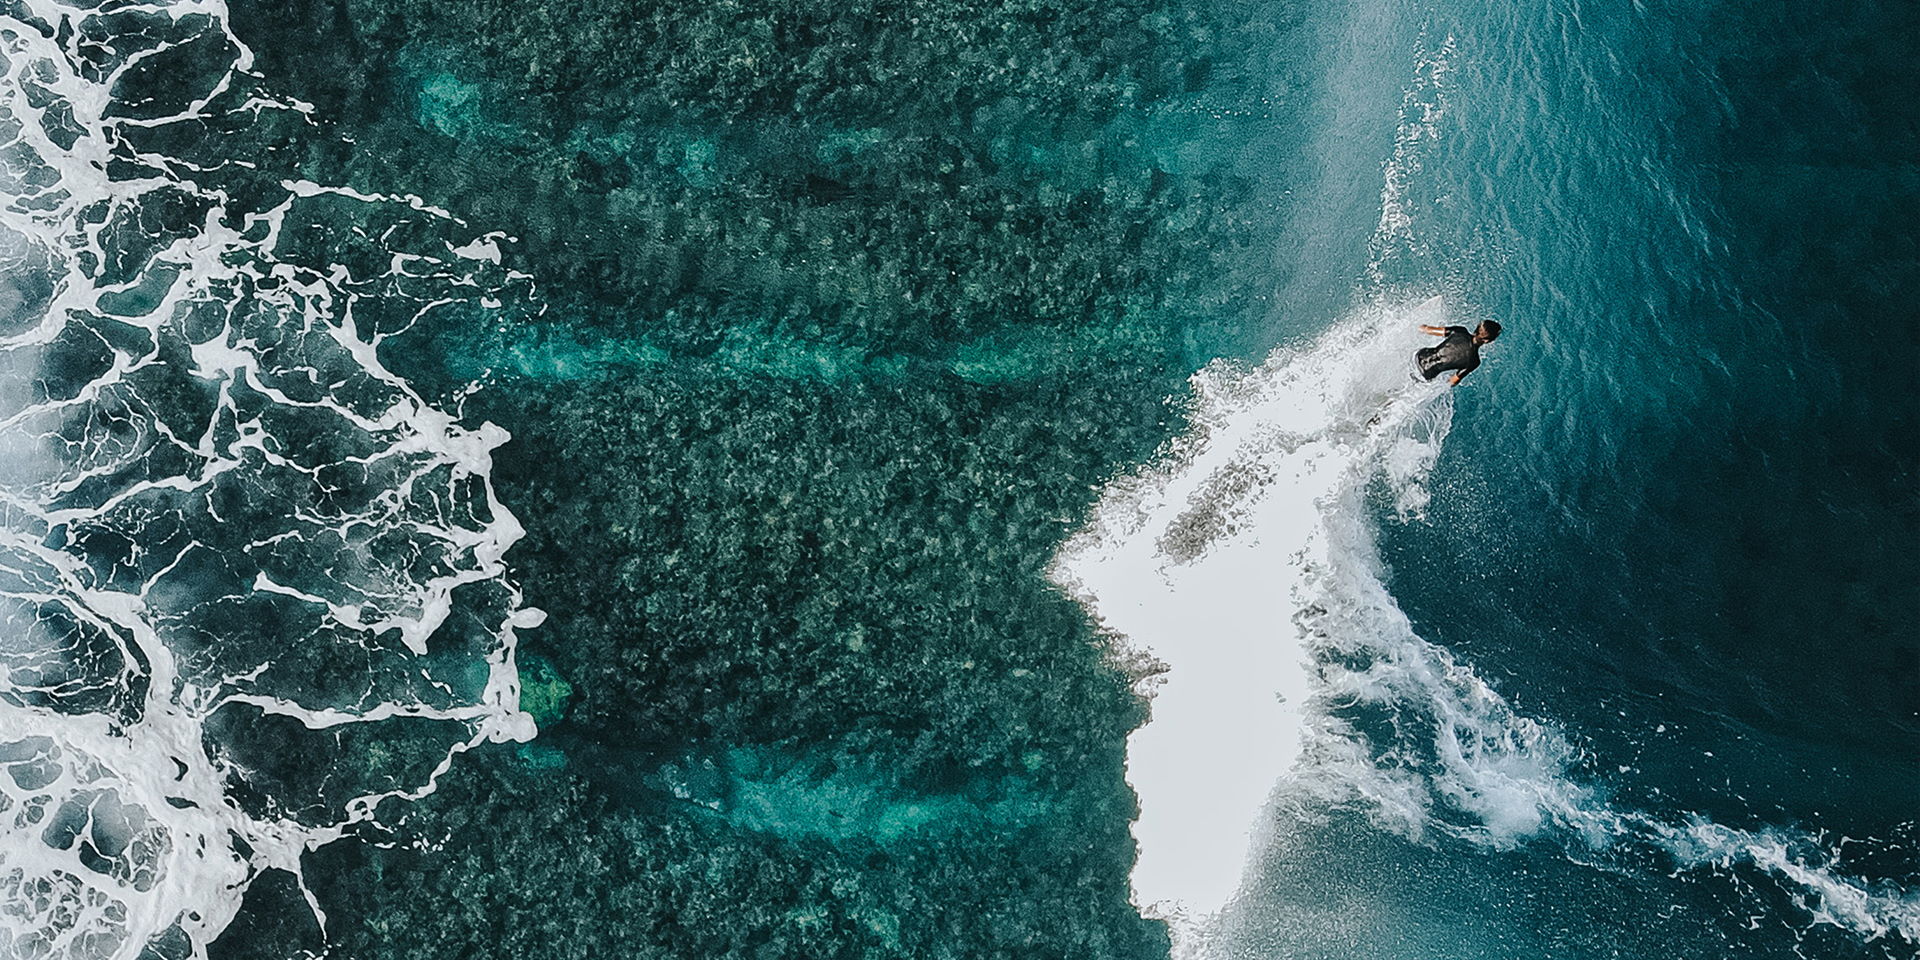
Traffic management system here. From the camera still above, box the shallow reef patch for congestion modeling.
[204,0,1300,955]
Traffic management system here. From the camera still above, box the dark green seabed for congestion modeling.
[191,1,1293,956]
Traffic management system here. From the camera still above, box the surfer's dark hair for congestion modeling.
[1476,320,1502,341]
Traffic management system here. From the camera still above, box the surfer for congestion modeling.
[1415,320,1501,385]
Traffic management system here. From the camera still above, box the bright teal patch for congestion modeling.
[517,653,573,728]
[453,314,1181,387]
[945,318,1169,383]
[516,743,568,771]
[660,747,1043,845]
[663,136,719,188]
[455,324,907,384]
[417,71,485,140]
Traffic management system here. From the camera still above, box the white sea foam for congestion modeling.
[1057,294,1918,953]
[0,3,537,958]
[1049,28,1471,937]
[1053,296,1458,930]
[1055,24,1915,955]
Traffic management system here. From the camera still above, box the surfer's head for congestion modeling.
[1473,320,1502,344]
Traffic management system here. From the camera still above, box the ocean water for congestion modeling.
[0,1,1912,960]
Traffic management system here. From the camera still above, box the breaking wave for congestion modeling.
[1053,295,1918,954]
[1054,25,1914,955]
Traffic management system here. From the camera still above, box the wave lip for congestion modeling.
[1052,297,1455,932]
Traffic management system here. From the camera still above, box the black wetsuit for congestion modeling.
[1416,326,1480,381]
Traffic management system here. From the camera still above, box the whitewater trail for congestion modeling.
[1052,296,1458,931]
[1048,23,1469,939]
[1053,21,1918,956]
[1056,292,1918,955]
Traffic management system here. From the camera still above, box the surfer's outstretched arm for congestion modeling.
[1418,324,1449,335]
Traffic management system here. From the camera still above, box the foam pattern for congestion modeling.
[0,4,537,957]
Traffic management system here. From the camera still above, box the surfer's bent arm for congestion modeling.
[1448,358,1481,386]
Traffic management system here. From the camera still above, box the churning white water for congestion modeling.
[1052,295,1457,927]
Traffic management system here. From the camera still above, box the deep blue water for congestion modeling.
[1226,0,1917,955]
[0,0,1912,957]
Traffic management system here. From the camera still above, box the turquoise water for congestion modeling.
[0,0,1911,958]
[1223,1,1917,955]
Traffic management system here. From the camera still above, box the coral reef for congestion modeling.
[183,0,1296,954]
